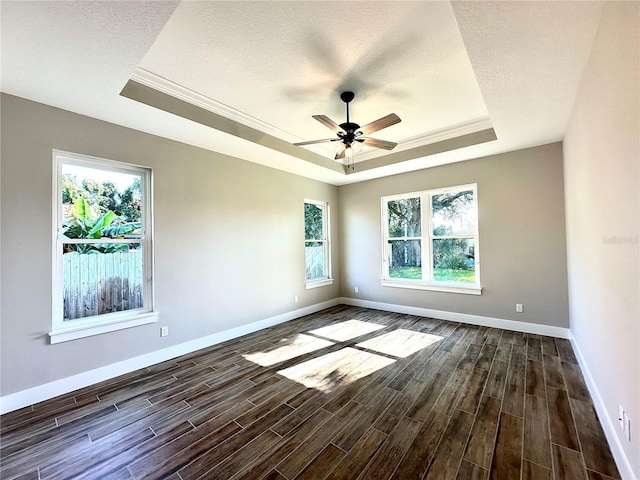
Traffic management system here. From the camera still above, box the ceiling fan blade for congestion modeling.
[359,113,401,136]
[313,115,344,134]
[360,137,398,150]
[294,138,340,146]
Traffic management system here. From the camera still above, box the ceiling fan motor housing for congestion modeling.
[339,122,361,143]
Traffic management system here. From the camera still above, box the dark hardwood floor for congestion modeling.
[0,306,620,480]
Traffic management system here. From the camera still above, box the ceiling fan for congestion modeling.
[293,91,401,169]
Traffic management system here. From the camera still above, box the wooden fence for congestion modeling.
[63,250,143,320]
[305,245,325,280]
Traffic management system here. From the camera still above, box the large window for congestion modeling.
[382,184,481,294]
[304,200,332,288]
[52,151,155,343]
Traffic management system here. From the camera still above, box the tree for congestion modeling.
[120,178,142,222]
[387,198,421,268]
[304,203,323,241]
[61,174,82,204]
[431,190,475,271]
[432,190,473,236]
[387,198,421,237]
[98,181,120,214]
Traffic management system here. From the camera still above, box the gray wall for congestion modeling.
[563,1,639,476]
[338,143,570,327]
[0,95,576,402]
[0,94,339,396]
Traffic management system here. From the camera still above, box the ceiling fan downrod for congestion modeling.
[339,91,360,140]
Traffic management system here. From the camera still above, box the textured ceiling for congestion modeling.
[138,1,489,159]
[1,1,604,185]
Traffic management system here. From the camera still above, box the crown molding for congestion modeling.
[354,116,494,163]
[130,67,333,157]
[129,68,492,165]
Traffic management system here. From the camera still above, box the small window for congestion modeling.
[304,200,332,288]
[382,184,481,294]
[52,151,155,342]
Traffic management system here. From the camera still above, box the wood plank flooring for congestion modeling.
[0,306,620,480]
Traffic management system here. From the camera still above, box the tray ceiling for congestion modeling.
[1,1,604,185]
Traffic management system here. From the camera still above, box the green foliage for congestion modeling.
[387,190,476,284]
[389,266,422,279]
[102,223,141,238]
[63,198,140,254]
[98,181,119,213]
[431,190,475,236]
[64,197,116,238]
[120,178,142,222]
[387,197,421,237]
[62,174,141,222]
[432,190,473,217]
[433,268,475,283]
[389,266,475,283]
[61,174,82,204]
[304,203,323,240]
[433,238,474,271]
[388,239,421,269]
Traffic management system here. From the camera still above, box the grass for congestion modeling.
[389,266,475,283]
[433,268,475,283]
[389,266,422,279]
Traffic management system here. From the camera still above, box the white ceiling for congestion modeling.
[1,1,604,185]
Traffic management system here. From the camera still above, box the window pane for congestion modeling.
[433,238,475,283]
[62,244,144,320]
[388,239,422,278]
[388,197,421,238]
[304,203,324,240]
[305,241,326,280]
[431,190,475,236]
[62,164,142,236]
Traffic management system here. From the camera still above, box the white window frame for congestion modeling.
[381,184,482,295]
[51,150,156,343]
[304,199,333,288]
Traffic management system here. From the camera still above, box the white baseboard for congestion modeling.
[569,331,637,480]
[0,297,574,415]
[4,296,632,478]
[0,299,340,414]
[339,297,570,338]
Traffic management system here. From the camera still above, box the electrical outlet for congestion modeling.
[516,304,523,313]
[160,326,169,337]
[294,295,298,303]
[619,405,625,430]
[354,286,359,293]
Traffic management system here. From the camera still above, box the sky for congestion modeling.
[63,163,138,192]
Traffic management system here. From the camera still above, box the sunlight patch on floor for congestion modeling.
[356,329,443,358]
[277,347,395,392]
[242,334,334,367]
[308,319,386,342]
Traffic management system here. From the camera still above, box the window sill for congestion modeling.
[381,279,482,295]
[49,312,158,344]
[305,278,334,289]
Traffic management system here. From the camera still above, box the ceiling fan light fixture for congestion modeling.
[345,144,353,158]
[344,144,354,170]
